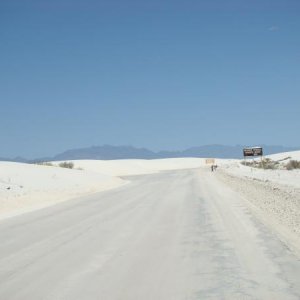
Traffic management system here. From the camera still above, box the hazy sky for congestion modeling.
[1,0,299,158]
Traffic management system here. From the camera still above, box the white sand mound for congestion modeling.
[64,158,234,177]
[65,158,205,176]
[221,150,300,188]
[267,150,300,161]
[1,152,298,221]
[1,157,228,220]
[0,161,124,220]
[68,158,207,176]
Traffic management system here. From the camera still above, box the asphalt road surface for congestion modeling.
[0,169,299,300]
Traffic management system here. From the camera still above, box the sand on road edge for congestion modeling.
[215,168,300,256]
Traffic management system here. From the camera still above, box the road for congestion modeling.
[0,169,299,300]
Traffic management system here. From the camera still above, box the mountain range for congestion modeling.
[1,144,299,163]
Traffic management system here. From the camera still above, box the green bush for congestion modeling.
[58,162,74,169]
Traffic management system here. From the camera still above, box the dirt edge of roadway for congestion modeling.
[215,168,300,257]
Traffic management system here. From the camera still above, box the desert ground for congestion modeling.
[0,152,299,299]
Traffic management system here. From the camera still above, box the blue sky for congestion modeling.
[1,0,299,158]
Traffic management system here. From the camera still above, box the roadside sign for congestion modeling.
[206,158,215,164]
[243,147,263,157]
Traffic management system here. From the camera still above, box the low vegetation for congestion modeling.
[35,161,75,169]
[286,160,300,170]
[35,162,54,167]
[259,158,279,170]
[241,158,300,170]
[58,162,74,169]
[241,158,279,170]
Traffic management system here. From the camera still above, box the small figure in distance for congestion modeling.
[211,165,214,172]
[214,164,218,171]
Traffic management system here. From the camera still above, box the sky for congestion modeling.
[0,0,299,158]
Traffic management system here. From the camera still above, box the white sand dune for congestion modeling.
[0,158,213,219]
[267,150,300,161]
[59,157,237,177]
[63,158,208,176]
[0,161,125,220]
[0,152,299,220]
[222,150,300,188]
[0,157,229,219]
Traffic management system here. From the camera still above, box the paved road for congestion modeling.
[0,169,299,300]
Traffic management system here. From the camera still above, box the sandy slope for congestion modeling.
[217,150,300,255]
[222,163,300,188]
[0,158,213,219]
[217,169,300,254]
[54,158,208,176]
[0,162,125,220]
[221,150,300,188]
[267,150,300,161]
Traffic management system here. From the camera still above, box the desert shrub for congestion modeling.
[241,159,278,170]
[241,161,253,166]
[260,162,276,169]
[258,158,277,170]
[35,162,53,167]
[286,160,300,170]
[58,161,74,169]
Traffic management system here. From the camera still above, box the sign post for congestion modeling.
[243,147,263,162]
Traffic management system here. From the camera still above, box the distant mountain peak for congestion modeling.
[51,144,299,161]
[1,144,299,163]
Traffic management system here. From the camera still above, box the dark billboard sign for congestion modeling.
[243,147,263,157]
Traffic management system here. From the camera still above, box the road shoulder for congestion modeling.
[215,168,300,257]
